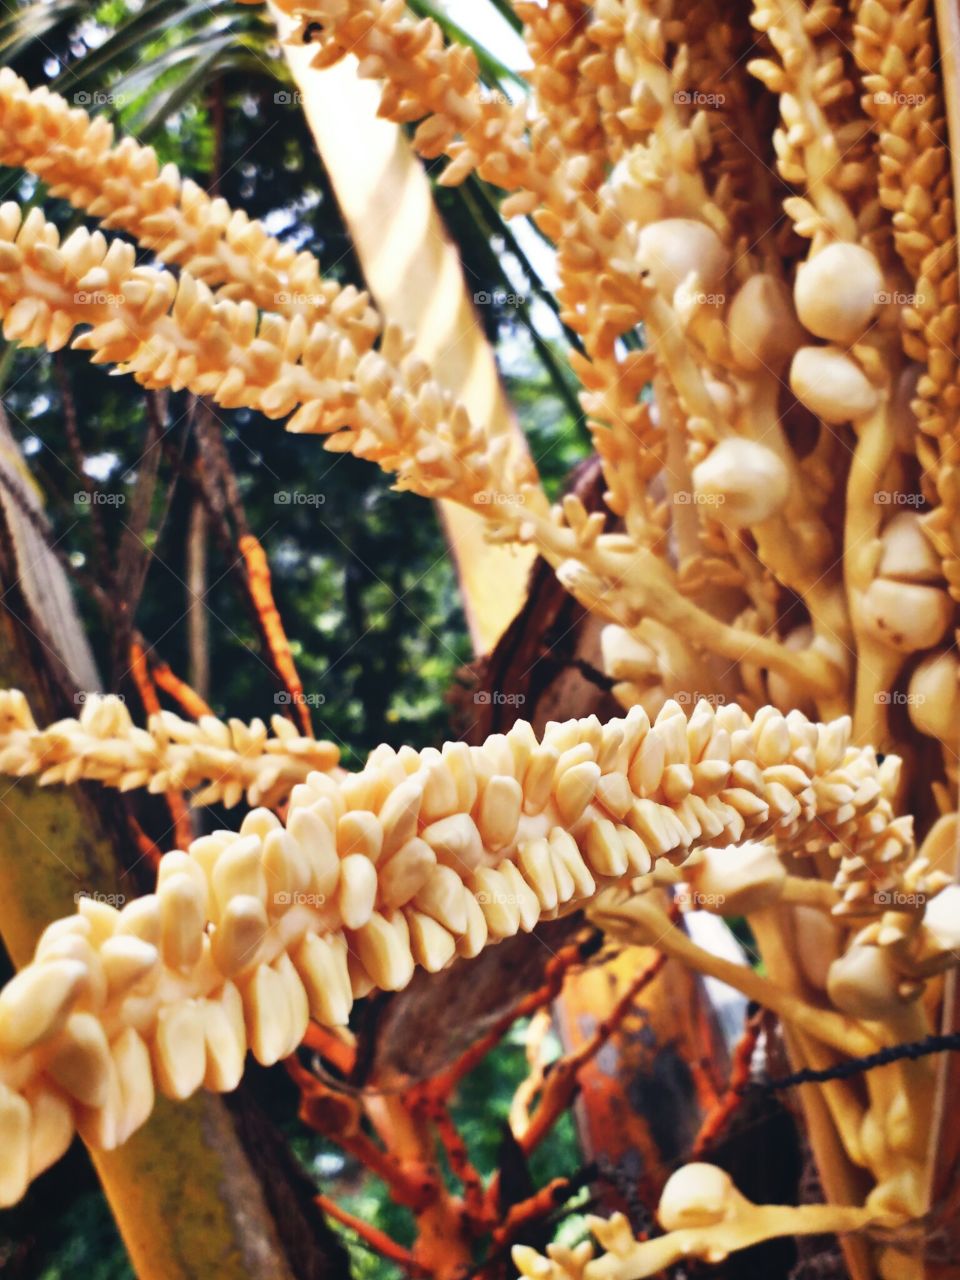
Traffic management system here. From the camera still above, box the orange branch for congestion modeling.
[128,639,193,849]
[127,815,162,872]
[410,1093,486,1225]
[519,950,668,1159]
[690,1009,763,1159]
[315,1193,428,1276]
[149,655,214,720]
[303,1023,357,1076]
[416,938,593,1105]
[238,533,312,736]
[287,1058,434,1211]
[492,1177,570,1249]
[128,638,161,716]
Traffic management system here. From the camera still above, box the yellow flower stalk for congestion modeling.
[513,1163,895,1279]
[0,697,924,1207]
[0,67,372,327]
[0,689,339,810]
[0,200,534,508]
[852,0,960,599]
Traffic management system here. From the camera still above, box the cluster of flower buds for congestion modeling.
[0,698,913,1204]
[0,202,533,509]
[277,0,543,204]
[0,68,369,327]
[0,690,339,809]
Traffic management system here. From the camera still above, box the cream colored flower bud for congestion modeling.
[600,625,657,682]
[878,512,942,583]
[685,841,786,914]
[907,650,960,741]
[704,377,736,419]
[637,218,730,298]
[658,1163,739,1231]
[859,579,952,653]
[827,944,909,1019]
[794,243,884,345]
[789,346,879,423]
[727,274,804,373]
[691,438,789,526]
[609,156,668,225]
[921,885,960,953]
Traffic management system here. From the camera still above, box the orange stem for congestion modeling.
[302,1023,357,1076]
[149,656,214,719]
[315,1193,428,1276]
[690,1009,763,1159]
[238,533,312,736]
[126,815,162,872]
[492,1176,570,1248]
[128,638,161,716]
[128,639,193,848]
[417,939,590,1104]
[519,950,668,1158]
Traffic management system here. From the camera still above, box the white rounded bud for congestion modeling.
[637,218,730,298]
[600,624,657,684]
[686,842,786,914]
[878,511,941,583]
[609,156,669,225]
[794,243,884,345]
[789,345,879,423]
[727,274,804,373]
[704,377,736,419]
[922,885,960,953]
[908,649,960,741]
[827,944,908,1020]
[658,1163,738,1231]
[691,438,790,526]
[859,578,952,653]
